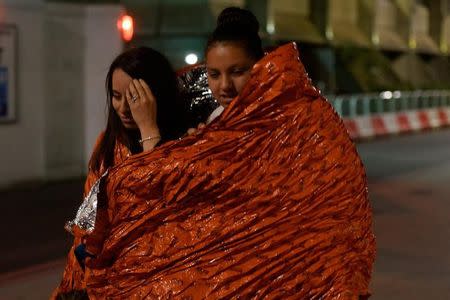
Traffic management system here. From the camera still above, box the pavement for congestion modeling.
[0,179,83,300]
[1,129,450,299]
[358,129,450,299]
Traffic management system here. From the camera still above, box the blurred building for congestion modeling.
[0,0,449,187]
[121,0,450,92]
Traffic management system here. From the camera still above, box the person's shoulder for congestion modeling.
[94,131,106,147]
[89,131,106,158]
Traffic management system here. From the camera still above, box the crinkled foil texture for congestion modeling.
[177,64,219,125]
[65,171,108,235]
[84,43,375,299]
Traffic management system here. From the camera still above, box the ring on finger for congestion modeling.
[131,95,138,103]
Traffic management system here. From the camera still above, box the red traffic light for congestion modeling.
[117,15,134,42]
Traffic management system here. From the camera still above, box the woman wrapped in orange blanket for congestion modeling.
[55,7,375,299]
[82,8,374,299]
[53,47,190,299]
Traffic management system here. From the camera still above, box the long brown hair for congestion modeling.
[89,47,189,173]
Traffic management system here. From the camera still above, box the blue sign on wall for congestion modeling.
[0,67,8,117]
[0,24,17,122]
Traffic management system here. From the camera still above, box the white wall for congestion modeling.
[0,1,123,187]
[44,3,124,179]
[83,5,124,167]
[0,0,46,187]
[44,4,86,180]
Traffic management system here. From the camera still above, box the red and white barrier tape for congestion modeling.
[343,107,450,139]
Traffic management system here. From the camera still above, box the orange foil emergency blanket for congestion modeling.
[53,135,131,298]
[84,43,375,299]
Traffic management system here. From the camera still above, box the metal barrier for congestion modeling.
[327,90,450,118]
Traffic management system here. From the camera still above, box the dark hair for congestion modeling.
[206,7,264,60]
[90,47,188,173]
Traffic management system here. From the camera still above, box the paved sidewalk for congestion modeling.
[0,179,84,274]
[0,259,65,300]
[2,130,450,299]
[0,178,83,299]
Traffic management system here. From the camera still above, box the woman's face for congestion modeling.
[111,68,138,129]
[206,43,257,107]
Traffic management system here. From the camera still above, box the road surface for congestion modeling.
[1,129,450,299]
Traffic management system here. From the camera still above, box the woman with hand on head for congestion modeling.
[98,46,188,160]
[52,47,188,299]
[58,7,374,299]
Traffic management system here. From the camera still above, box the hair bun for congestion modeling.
[217,7,259,34]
